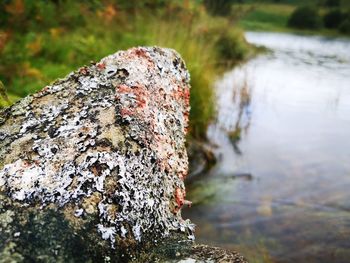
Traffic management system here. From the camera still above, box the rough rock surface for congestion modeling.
[0,47,246,262]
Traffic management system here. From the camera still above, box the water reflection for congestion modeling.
[206,66,254,174]
[183,32,350,263]
[228,70,252,155]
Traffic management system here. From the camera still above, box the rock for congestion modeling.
[131,243,248,263]
[187,140,216,181]
[0,47,246,262]
[183,244,248,263]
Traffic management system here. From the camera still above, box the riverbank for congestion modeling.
[235,2,350,38]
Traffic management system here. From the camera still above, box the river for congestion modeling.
[183,32,350,263]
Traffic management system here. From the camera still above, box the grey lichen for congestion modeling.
[0,47,194,258]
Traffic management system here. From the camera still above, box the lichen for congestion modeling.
[0,47,194,254]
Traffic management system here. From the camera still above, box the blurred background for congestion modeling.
[1,1,350,262]
[0,0,255,138]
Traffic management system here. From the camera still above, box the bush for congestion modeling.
[324,9,345,28]
[324,0,340,8]
[288,6,322,29]
[215,29,249,61]
[339,19,350,34]
[203,0,234,16]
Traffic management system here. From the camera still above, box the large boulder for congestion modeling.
[0,47,246,262]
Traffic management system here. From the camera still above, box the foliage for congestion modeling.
[323,8,350,34]
[0,0,251,139]
[324,9,346,28]
[287,6,322,29]
[339,18,350,34]
[324,0,341,7]
[235,1,350,36]
[237,4,293,31]
[203,0,239,16]
[215,28,249,61]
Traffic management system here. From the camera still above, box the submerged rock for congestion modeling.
[0,47,245,262]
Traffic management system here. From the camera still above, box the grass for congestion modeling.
[236,4,294,32]
[235,2,350,37]
[0,0,253,139]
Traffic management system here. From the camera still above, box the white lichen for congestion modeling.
[0,47,194,247]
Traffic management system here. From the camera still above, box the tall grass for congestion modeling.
[0,0,251,138]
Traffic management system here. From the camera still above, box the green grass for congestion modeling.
[235,3,350,37]
[0,93,20,108]
[237,4,294,31]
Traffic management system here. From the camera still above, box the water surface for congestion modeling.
[183,32,350,263]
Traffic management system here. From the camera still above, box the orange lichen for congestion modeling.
[174,187,185,213]
[120,108,134,117]
[128,48,155,67]
[178,171,188,181]
[97,62,106,70]
[116,84,149,112]
[79,67,89,75]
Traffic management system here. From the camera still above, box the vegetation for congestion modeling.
[203,0,245,16]
[0,0,253,139]
[288,6,322,29]
[339,18,350,33]
[325,0,341,8]
[323,8,350,33]
[233,0,350,36]
[203,0,235,16]
[236,3,294,32]
[324,9,346,28]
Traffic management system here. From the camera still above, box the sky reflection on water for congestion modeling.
[183,32,350,263]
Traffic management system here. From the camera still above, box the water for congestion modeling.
[183,32,350,263]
